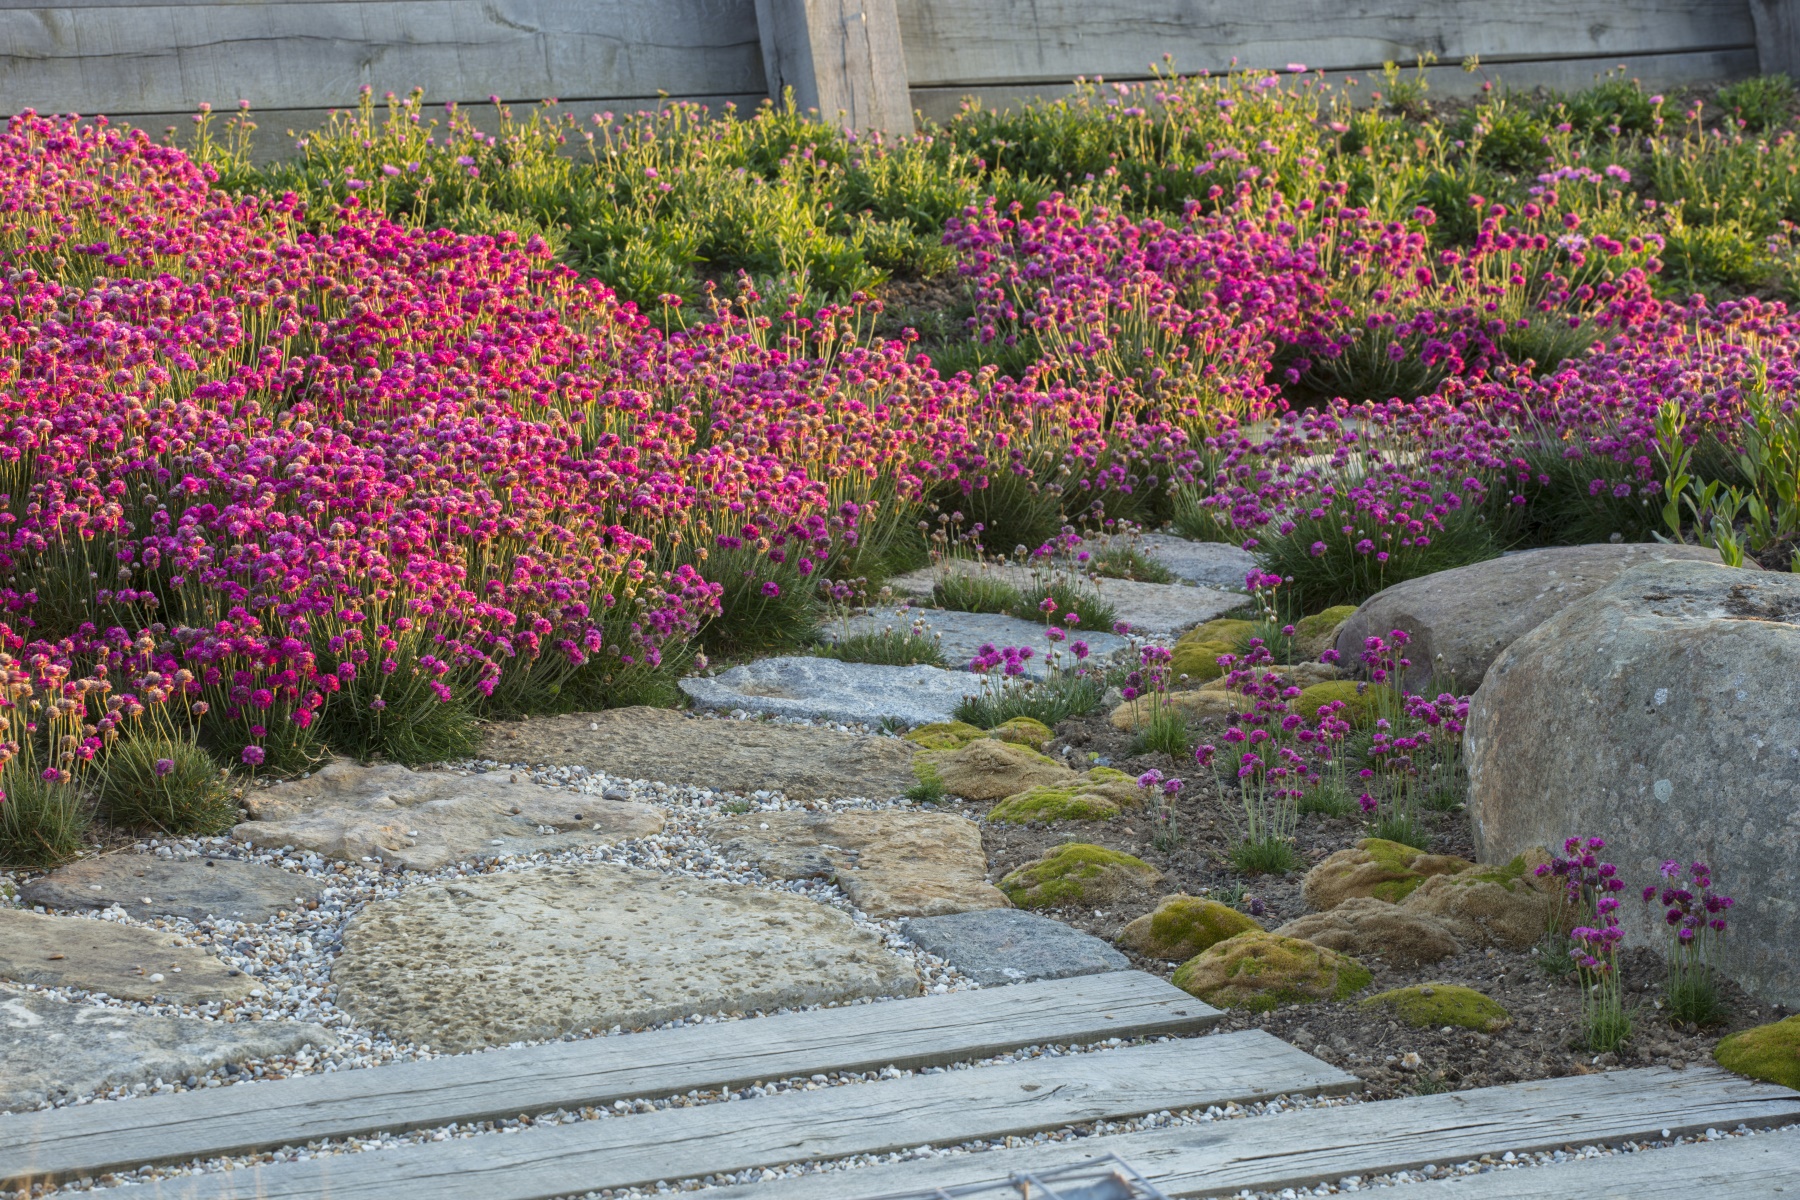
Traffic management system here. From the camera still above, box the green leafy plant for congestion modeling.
[0,773,87,870]
[933,571,1024,615]
[96,737,235,836]
[823,627,947,667]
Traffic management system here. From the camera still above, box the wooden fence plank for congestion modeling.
[138,1031,1356,1199]
[0,0,765,117]
[1385,1126,1800,1197]
[893,0,1757,89]
[755,0,914,135]
[1750,0,1800,76]
[711,1066,1800,1200]
[1,971,1217,1187]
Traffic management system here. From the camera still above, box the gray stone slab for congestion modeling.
[1103,533,1257,590]
[889,561,1243,637]
[680,656,979,726]
[0,986,335,1112]
[822,606,1130,678]
[902,909,1129,986]
[480,707,917,801]
[0,909,254,1003]
[20,856,322,925]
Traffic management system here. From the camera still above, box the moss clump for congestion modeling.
[1170,640,1234,684]
[1117,894,1260,961]
[1177,618,1257,649]
[999,842,1161,909]
[1362,983,1512,1032]
[985,767,1139,824]
[1454,854,1534,890]
[1714,1015,1800,1090]
[1172,931,1372,1012]
[904,721,986,751]
[1293,605,1358,642]
[991,716,1054,750]
[1292,680,1380,727]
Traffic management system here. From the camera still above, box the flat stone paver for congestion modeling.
[822,607,1130,677]
[680,657,978,726]
[330,864,920,1051]
[481,707,917,801]
[0,909,254,1003]
[0,986,335,1111]
[902,909,1129,986]
[711,810,1008,918]
[21,856,323,925]
[238,761,666,871]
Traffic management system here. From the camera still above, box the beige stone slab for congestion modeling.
[0,909,253,1003]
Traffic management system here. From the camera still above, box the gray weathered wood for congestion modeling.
[1393,1126,1800,1196]
[1751,0,1800,76]
[893,0,1757,89]
[714,1066,1800,1199]
[755,0,914,135]
[0,0,765,117]
[141,1031,1355,1199]
[1,971,1216,1186]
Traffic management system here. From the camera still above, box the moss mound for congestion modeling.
[1294,605,1358,643]
[986,768,1139,825]
[917,738,1072,802]
[1116,894,1260,961]
[1714,1016,1800,1090]
[1177,618,1257,649]
[991,716,1054,750]
[1302,838,1473,910]
[1172,931,1372,1012]
[1170,640,1234,685]
[1292,680,1380,727]
[999,842,1162,910]
[1362,983,1511,1032]
[904,721,987,751]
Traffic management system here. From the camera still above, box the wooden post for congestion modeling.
[754,0,915,137]
[1751,0,1800,77]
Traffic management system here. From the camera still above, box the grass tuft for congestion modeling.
[0,773,87,870]
[96,738,235,836]
[824,628,947,667]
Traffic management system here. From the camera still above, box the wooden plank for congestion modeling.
[1389,1126,1800,1196]
[893,0,1757,89]
[908,48,1761,126]
[1751,0,1800,77]
[1,971,1217,1186]
[136,1031,1356,1199]
[0,0,765,118]
[711,1066,1800,1200]
[755,0,914,135]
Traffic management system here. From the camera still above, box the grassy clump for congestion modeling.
[696,546,822,655]
[1297,780,1357,817]
[1087,545,1175,584]
[954,670,1106,729]
[1130,705,1192,759]
[96,738,235,836]
[1230,834,1299,876]
[1020,577,1117,634]
[1719,74,1795,132]
[0,774,88,870]
[934,571,1024,615]
[823,628,946,667]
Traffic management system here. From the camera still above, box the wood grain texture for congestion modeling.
[1751,0,1800,76]
[712,1066,1800,1200]
[2,971,1217,1186]
[755,0,913,134]
[1400,1126,1800,1196]
[141,1031,1355,1199]
[893,0,1757,88]
[0,0,765,117]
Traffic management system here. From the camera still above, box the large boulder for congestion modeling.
[1335,544,1729,692]
[1466,560,1800,1004]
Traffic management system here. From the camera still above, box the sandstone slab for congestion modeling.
[1467,560,1800,1002]
[710,810,1008,918]
[237,761,665,871]
[680,657,978,726]
[1335,543,1729,692]
[482,707,917,801]
[330,863,920,1051]
[1275,897,1463,967]
[890,561,1243,637]
[20,856,322,925]
[0,909,253,1003]
[901,909,1128,985]
[825,606,1130,676]
[0,986,334,1111]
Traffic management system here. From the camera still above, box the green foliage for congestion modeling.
[1714,1015,1800,1088]
[1019,576,1117,636]
[1718,74,1795,132]
[1297,780,1357,817]
[0,773,87,869]
[96,738,235,836]
[933,571,1024,615]
[1086,545,1174,584]
[1663,965,1730,1027]
[696,545,821,655]
[1230,834,1299,875]
[1371,810,1428,851]
[932,468,1065,559]
[954,670,1105,729]
[1255,503,1498,616]
[904,762,947,804]
[1362,983,1511,1032]
[823,628,947,667]
[1131,705,1192,759]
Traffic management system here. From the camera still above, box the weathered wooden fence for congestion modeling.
[0,0,1790,150]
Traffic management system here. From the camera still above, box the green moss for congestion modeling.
[991,716,1054,750]
[904,721,986,751]
[1714,1015,1800,1089]
[1117,894,1260,961]
[985,767,1139,824]
[1293,605,1358,641]
[1172,931,1372,1011]
[1293,680,1380,728]
[1177,618,1257,649]
[1362,983,1512,1032]
[1170,640,1234,684]
[1000,842,1160,909]
[1456,855,1533,891]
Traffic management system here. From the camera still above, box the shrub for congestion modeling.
[0,774,87,870]
[696,546,822,655]
[1718,74,1795,132]
[96,738,235,836]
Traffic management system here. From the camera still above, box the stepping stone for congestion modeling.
[237,761,666,871]
[21,856,323,925]
[0,986,334,1112]
[711,810,1009,918]
[680,656,978,726]
[330,863,920,1051]
[902,909,1128,985]
[481,707,918,801]
[890,561,1242,637]
[1101,533,1256,589]
[822,607,1131,677]
[0,909,254,1003]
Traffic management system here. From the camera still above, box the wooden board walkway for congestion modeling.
[711,1065,1800,1200]
[2,971,1217,1186]
[1392,1125,1800,1197]
[143,1031,1357,1199]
